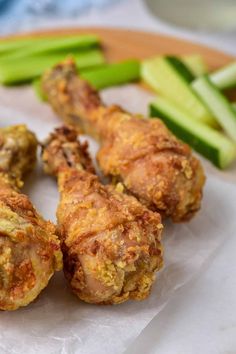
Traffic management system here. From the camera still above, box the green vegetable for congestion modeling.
[210,62,236,90]
[1,35,99,60]
[33,78,47,101]
[182,55,208,77]
[81,60,140,89]
[150,96,236,169]
[0,49,105,85]
[142,56,216,127]
[0,34,99,57]
[192,75,236,143]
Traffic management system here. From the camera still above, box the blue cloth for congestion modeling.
[0,0,119,34]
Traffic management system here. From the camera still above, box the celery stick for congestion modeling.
[0,35,99,57]
[33,78,47,101]
[0,39,33,55]
[0,49,105,85]
[81,60,140,89]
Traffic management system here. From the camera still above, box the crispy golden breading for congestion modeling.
[0,124,37,187]
[42,59,205,222]
[42,126,163,304]
[0,125,62,311]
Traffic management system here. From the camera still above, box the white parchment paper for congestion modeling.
[0,84,235,354]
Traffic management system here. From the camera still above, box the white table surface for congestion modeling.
[17,1,236,353]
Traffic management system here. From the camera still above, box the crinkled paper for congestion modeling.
[0,84,235,354]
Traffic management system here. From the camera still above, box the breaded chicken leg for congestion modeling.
[42,126,163,304]
[0,125,62,311]
[42,59,205,222]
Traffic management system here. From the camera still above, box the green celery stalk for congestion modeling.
[0,49,105,85]
[81,60,140,89]
[0,34,99,57]
[33,78,47,101]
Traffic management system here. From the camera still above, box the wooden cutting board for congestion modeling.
[2,27,235,70]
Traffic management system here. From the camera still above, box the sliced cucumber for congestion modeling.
[150,96,236,169]
[142,56,193,91]
[142,56,216,127]
[192,75,236,143]
[210,62,236,90]
[181,55,208,77]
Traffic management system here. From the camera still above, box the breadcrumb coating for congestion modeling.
[42,59,205,222]
[0,125,62,311]
[42,126,163,304]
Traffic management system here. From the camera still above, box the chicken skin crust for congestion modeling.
[0,125,62,311]
[42,126,163,304]
[42,59,206,222]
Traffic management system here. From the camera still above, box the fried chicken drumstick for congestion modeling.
[42,59,205,222]
[42,126,163,304]
[0,125,62,311]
